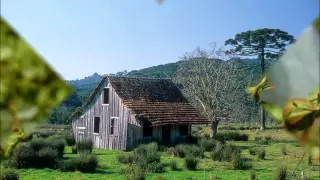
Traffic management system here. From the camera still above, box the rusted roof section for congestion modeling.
[107,76,208,126]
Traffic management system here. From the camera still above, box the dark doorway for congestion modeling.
[162,125,171,145]
[143,120,153,137]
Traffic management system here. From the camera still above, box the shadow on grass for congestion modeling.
[95,169,116,175]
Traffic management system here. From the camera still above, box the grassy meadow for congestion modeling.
[1,125,319,180]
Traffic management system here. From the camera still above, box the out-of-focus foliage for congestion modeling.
[0,17,72,159]
[246,17,320,162]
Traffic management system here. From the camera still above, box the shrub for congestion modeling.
[49,137,66,158]
[184,156,198,170]
[72,146,77,154]
[124,164,146,180]
[147,162,165,173]
[198,138,217,151]
[21,132,34,142]
[212,144,240,162]
[248,172,256,180]
[274,167,287,180]
[0,168,19,180]
[36,147,59,168]
[184,145,202,157]
[169,160,178,171]
[255,136,269,145]
[65,134,76,146]
[248,147,257,155]
[215,132,249,142]
[76,139,93,153]
[58,159,75,172]
[36,131,56,138]
[167,146,185,158]
[117,153,134,164]
[133,143,160,164]
[73,152,99,173]
[308,155,312,166]
[257,148,266,160]
[11,144,38,169]
[281,147,287,155]
[30,138,50,151]
[232,154,252,170]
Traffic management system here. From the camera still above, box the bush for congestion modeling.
[212,144,240,162]
[73,152,99,173]
[232,154,252,170]
[58,159,75,172]
[29,137,65,158]
[257,148,266,160]
[36,147,59,168]
[248,172,256,180]
[76,139,93,153]
[281,146,287,155]
[72,146,77,154]
[49,137,66,158]
[0,168,19,180]
[133,143,160,164]
[169,160,178,171]
[215,132,249,142]
[65,134,76,146]
[147,162,165,173]
[198,138,217,151]
[124,164,146,180]
[274,167,287,180]
[248,147,257,155]
[184,156,198,170]
[117,153,134,164]
[11,144,38,169]
[255,136,269,145]
[36,131,56,138]
[30,138,50,151]
[168,146,185,158]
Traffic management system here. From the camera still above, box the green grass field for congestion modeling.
[3,129,319,180]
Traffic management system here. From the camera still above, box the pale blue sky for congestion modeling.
[1,0,319,80]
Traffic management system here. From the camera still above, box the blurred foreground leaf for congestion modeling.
[0,17,72,159]
[247,17,320,162]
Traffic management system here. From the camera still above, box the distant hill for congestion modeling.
[48,58,261,124]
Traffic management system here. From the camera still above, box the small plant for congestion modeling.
[36,131,56,138]
[72,146,77,154]
[124,164,146,180]
[215,132,249,142]
[281,146,287,155]
[257,148,266,160]
[76,139,93,153]
[308,155,312,166]
[167,146,185,158]
[10,143,38,169]
[248,147,257,155]
[211,144,240,162]
[232,154,253,170]
[198,138,217,151]
[36,147,59,168]
[73,152,99,173]
[117,153,134,164]
[169,160,178,171]
[58,159,75,172]
[65,134,76,146]
[0,168,19,180]
[49,137,66,158]
[248,172,256,180]
[184,156,198,170]
[147,162,165,173]
[274,167,287,180]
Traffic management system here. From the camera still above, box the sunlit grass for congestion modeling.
[4,129,320,180]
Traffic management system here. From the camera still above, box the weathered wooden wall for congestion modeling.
[72,79,129,150]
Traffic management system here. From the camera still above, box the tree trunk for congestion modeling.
[210,121,218,138]
[260,49,266,130]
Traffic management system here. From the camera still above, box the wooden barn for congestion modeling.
[70,76,208,150]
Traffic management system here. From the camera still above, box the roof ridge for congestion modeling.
[105,75,172,80]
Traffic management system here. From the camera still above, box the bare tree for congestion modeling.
[174,43,254,137]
